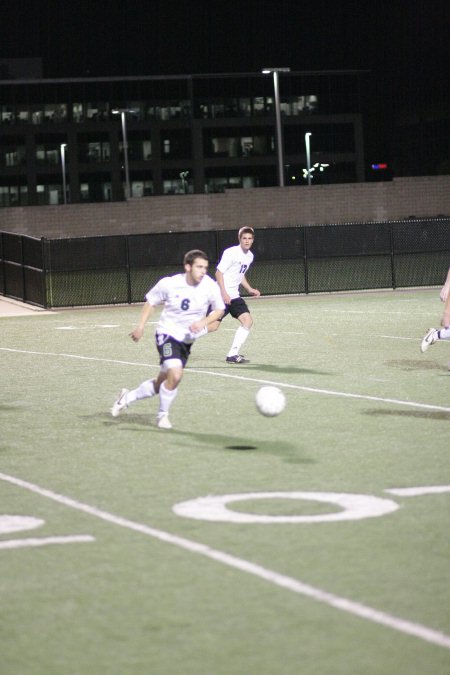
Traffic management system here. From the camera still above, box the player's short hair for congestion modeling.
[183,249,209,266]
[238,226,255,240]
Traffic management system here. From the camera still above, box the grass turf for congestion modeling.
[1,288,449,674]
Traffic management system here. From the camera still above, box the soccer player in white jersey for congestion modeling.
[111,250,224,429]
[421,265,450,368]
[439,267,450,303]
[210,227,260,364]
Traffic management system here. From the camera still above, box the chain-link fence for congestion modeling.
[1,219,449,308]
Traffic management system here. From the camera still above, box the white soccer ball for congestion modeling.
[255,386,286,417]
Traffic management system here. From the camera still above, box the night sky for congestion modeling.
[1,0,448,98]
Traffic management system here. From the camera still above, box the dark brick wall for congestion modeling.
[1,176,449,239]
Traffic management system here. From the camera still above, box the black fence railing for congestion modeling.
[1,219,449,309]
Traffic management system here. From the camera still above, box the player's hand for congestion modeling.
[440,285,450,302]
[189,320,204,334]
[250,288,261,297]
[129,327,144,342]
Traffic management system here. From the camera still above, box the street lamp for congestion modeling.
[60,143,67,204]
[305,132,312,186]
[262,67,290,187]
[303,162,329,182]
[112,108,135,200]
[179,171,189,194]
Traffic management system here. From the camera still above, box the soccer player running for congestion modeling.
[111,250,224,429]
[420,265,450,368]
[210,226,260,364]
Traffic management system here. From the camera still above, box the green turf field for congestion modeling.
[1,289,449,675]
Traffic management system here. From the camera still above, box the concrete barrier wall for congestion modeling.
[0,175,449,239]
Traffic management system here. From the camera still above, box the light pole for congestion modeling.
[179,171,189,194]
[262,67,290,187]
[305,132,312,186]
[60,143,67,204]
[112,108,133,200]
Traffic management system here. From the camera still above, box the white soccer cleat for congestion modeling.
[111,388,129,417]
[157,412,172,429]
[420,328,438,353]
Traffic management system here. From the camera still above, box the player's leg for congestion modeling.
[156,361,183,429]
[226,298,253,363]
[111,377,158,417]
[155,337,191,429]
[203,303,230,335]
[206,319,221,333]
[421,326,450,352]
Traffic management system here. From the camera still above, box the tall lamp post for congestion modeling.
[60,143,67,204]
[262,67,290,187]
[304,132,312,186]
[112,108,134,200]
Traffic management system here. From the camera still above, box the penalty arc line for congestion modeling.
[1,347,449,413]
[0,471,449,651]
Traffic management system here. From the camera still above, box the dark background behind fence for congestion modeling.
[1,219,449,308]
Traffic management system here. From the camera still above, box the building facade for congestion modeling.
[0,70,367,207]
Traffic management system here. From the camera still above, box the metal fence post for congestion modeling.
[41,237,49,309]
[389,222,397,289]
[303,226,309,294]
[125,235,132,304]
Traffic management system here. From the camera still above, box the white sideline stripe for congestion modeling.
[0,534,95,550]
[1,347,450,413]
[0,472,449,651]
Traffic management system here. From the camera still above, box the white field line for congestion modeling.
[329,310,428,315]
[0,472,449,651]
[379,335,418,341]
[385,486,450,497]
[0,535,94,550]
[1,347,449,413]
[51,324,421,340]
[186,370,450,412]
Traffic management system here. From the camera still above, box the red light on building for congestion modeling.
[371,163,388,170]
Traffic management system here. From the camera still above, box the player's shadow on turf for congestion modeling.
[225,444,258,450]
[364,409,450,421]
[102,415,314,463]
[172,429,314,463]
[170,429,316,464]
[100,412,155,427]
[386,359,445,371]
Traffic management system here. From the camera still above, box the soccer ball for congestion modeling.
[255,386,286,417]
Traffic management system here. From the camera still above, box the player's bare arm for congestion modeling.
[215,269,231,304]
[441,291,450,328]
[439,268,450,302]
[130,301,154,342]
[190,308,224,333]
[241,276,261,297]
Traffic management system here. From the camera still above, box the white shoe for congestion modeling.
[157,412,172,429]
[420,328,438,353]
[111,388,129,417]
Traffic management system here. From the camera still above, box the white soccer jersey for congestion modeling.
[145,273,224,343]
[216,244,254,300]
